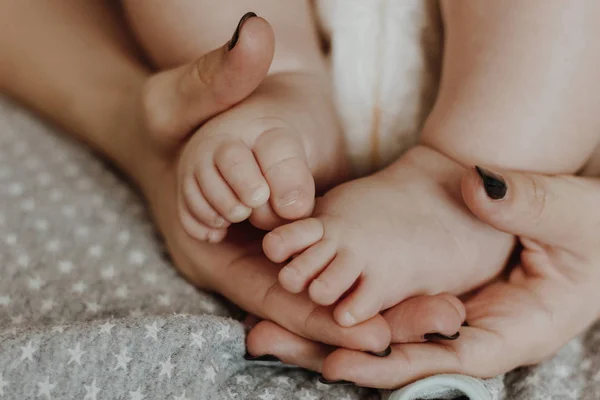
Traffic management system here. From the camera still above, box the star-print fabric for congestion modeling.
[0,94,598,400]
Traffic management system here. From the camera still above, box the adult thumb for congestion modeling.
[142,13,274,143]
[461,166,600,251]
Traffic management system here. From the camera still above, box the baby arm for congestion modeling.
[421,0,600,173]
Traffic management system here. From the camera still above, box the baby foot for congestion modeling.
[263,146,514,327]
[178,73,347,242]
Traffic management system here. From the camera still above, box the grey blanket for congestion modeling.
[0,96,598,399]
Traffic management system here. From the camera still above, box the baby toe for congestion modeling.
[179,198,227,243]
[278,239,336,293]
[308,251,362,306]
[333,278,384,327]
[263,218,324,263]
[215,140,270,208]
[196,163,252,223]
[254,127,315,220]
[181,174,229,229]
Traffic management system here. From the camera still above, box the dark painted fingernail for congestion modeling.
[228,12,258,51]
[318,376,355,385]
[424,332,460,341]
[367,345,392,357]
[243,353,280,362]
[475,166,507,200]
[462,321,469,327]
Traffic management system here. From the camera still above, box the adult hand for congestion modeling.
[246,165,600,387]
[137,14,410,354]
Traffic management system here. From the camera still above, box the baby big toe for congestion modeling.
[215,140,270,208]
[254,128,315,220]
[263,218,324,263]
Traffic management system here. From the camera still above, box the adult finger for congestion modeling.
[462,166,600,252]
[142,13,274,142]
[245,320,332,372]
[243,294,466,375]
[383,293,466,343]
[215,252,392,353]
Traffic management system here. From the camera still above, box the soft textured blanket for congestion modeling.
[0,95,597,400]
[1,0,600,398]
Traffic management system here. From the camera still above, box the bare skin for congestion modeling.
[249,166,600,388]
[124,2,348,241]
[263,0,600,327]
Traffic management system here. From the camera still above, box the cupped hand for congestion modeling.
[135,14,393,354]
[246,165,600,388]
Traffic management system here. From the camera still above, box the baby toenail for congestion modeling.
[278,190,303,207]
[214,217,227,228]
[207,230,222,243]
[250,185,270,205]
[340,311,357,327]
[229,205,251,221]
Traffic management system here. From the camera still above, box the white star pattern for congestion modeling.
[159,356,174,379]
[142,272,157,284]
[4,234,16,246]
[41,298,55,312]
[67,342,86,366]
[100,265,115,280]
[45,239,60,253]
[114,348,132,371]
[128,250,146,265]
[199,298,217,313]
[129,387,145,400]
[117,230,130,244]
[157,294,170,306]
[27,275,45,290]
[36,172,52,187]
[49,189,63,202]
[0,295,10,306]
[33,219,49,232]
[51,325,65,333]
[36,376,55,399]
[273,376,290,386]
[204,365,217,383]
[83,379,100,400]
[258,390,275,400]
[21,198,35,212]
[75,226,89,238]
[217,323,231,340]
[191,332,206,349]
[0,373,8,396]
[7,182,24,197]
[72,281,87,294]
[115,285,129,298]
[297,389,318,400]
[58,260,74,274]
[85,301,101,313]
[60,205,76,218]
[88,245,103,258]
[98,321,115,335]
[17,255,30,268]
[144,322,159,340]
